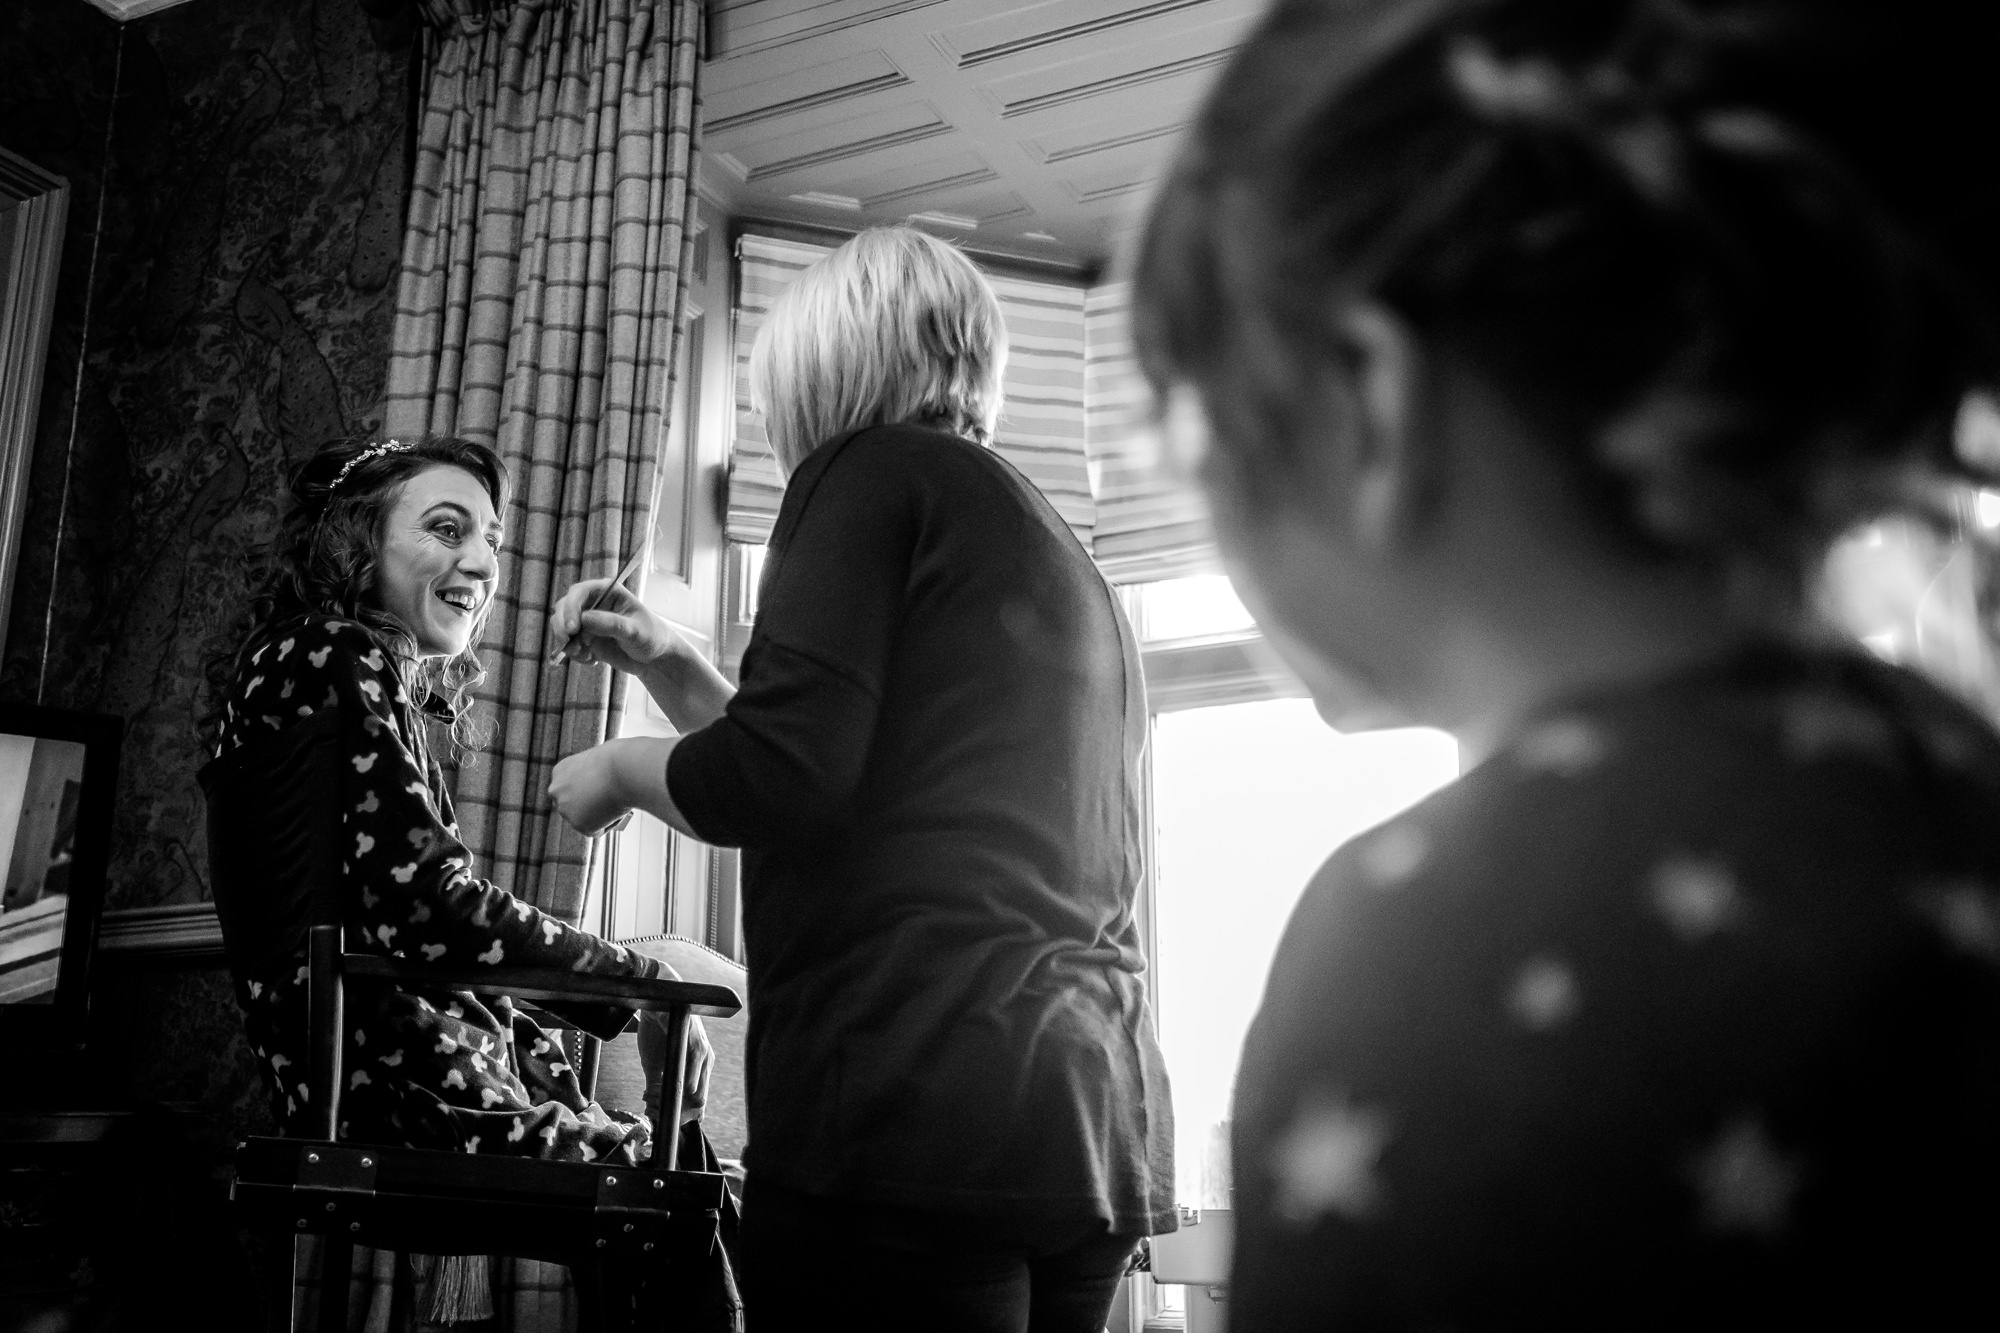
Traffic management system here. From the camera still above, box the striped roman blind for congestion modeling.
[723,233,817,545]
[987,272,1093,543]
[724,233,1095,548]
[1084,281,1216,582]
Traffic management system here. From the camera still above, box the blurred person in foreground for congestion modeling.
[547,227,1175,1331]
[1131,0,2000,1326]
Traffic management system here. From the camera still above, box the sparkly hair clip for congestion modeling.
[330,439,415,492]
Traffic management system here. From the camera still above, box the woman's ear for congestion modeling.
[1333,301,1428,552]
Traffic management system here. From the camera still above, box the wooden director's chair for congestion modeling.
[200,709,742,1332]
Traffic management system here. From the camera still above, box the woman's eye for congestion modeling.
[433,520,461,541]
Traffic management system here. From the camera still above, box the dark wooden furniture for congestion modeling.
[200,709,743,1332]
[1,1105,266,1331]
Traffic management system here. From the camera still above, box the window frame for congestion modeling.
[1119,581,1306,1331]
[589,204,746,961]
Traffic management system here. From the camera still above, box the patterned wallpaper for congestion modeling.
[0,0,409,1132]
[0,0,408,912]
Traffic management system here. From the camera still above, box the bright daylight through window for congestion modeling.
[1137,577,1460,1211]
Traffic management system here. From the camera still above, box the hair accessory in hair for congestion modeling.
[1448,38,1684,204]
[331,439,415,492]
[1448,40,1572,125]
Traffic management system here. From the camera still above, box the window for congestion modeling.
[1821,497,2000,723]
[587,209,742,958]
[1150,697,1458,1207]
[1135,574,1256,642]
[1129,576,1459,1326]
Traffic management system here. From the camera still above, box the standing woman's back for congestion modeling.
[670,419,1169,1221]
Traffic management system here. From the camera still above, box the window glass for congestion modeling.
[1820,505,2000,723]
[1151,698,1459,1208]
[1137,574,1256,642]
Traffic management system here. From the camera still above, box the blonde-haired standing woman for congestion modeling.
[548,227,1176,1331]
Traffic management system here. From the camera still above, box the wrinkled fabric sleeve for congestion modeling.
[275,620,661,1041]
[668,440,915,847]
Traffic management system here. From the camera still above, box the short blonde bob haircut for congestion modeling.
[750,226,1008,475]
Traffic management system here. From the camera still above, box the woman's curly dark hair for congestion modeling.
[200,434,510,757]
[1133,0,2000,591]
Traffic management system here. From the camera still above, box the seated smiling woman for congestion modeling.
[1132,0,2000,1327]
[203,434,709,1164]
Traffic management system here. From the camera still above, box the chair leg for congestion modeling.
[262,1233,299,1333]
[573,1255,605,1333]
[572,1255,646,1333]
[609,1268,646,1333]
[317,1235,353,1333]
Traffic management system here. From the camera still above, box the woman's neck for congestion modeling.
[1431,556,1803,764]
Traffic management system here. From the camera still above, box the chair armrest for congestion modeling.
[341,955,742,1018]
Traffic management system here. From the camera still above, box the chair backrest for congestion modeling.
[196,709,345,980]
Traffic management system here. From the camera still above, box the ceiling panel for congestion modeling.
[703,48,912,134]
[711,0,956,62]
[701,0,1269,274]
[717,99,955,182]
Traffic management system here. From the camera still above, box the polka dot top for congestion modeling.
[215,614,663,1161]
[1229,639,2000,1328]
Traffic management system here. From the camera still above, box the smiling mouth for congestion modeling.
[436,589,478,614]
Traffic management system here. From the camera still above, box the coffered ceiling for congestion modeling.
[700,0,1268,275]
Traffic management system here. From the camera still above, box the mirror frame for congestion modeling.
[0,145,71,661]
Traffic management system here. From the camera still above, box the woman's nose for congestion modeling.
[461,542,498,580]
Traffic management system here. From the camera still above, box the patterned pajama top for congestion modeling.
[1230,640,2000,1329]
[216,614,664,1162]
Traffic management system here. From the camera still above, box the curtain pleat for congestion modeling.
[385,0,701,932]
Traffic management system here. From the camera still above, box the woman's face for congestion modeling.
[373,463,502,659]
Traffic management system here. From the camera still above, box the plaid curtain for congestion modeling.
[370,3,701,1325]
[384,0,702,927]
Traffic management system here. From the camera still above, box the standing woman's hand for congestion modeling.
[547,577,682,674]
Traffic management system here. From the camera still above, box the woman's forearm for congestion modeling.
[612,735,699,839]
[639,641,736,734]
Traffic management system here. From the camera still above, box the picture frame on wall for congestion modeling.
[0,702,121,1054]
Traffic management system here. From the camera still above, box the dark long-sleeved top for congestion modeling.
[668,423,1176,1234]
[1231,640,2000,1329]
[216,615,664,1161]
